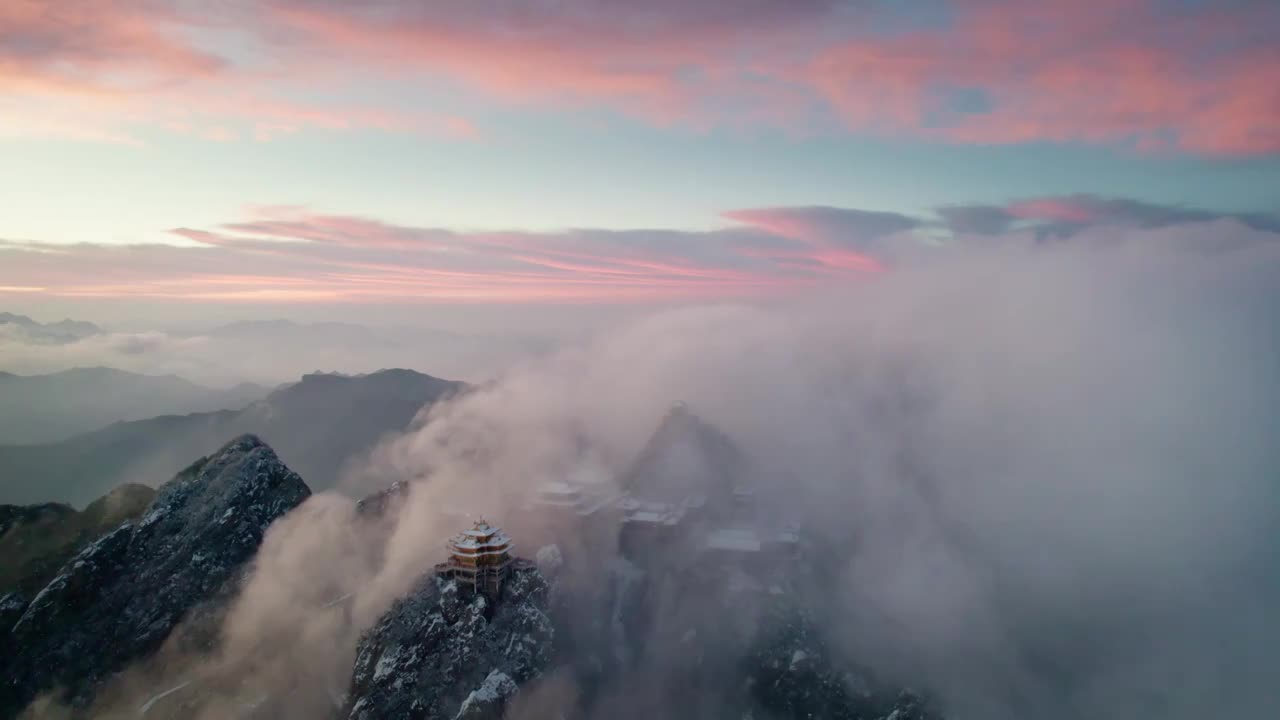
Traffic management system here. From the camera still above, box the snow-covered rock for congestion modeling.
[0,434,310,716]
[343,560,554,719]
[453,669,517,720]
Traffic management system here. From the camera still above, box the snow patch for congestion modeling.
[321,592,353,609]
[138,680,191,715]
[790,649,808,669]
[454,669,516,719]
[373,645,405,683]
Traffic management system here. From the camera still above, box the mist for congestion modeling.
[0,319,567,387]
[61,220,1280,718]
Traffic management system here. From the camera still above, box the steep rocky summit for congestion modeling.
[0,434,310,716]
[344,561,555,720]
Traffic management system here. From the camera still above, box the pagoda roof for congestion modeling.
[460,519,503,537]
[448,520,512,552]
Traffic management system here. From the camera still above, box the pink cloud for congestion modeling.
[0,207,884,303]
[262,0,1279,154]
[262,1,826,127]
[0,0,225,96]
[803,2,1280,155]
[725,207,918,247]
[1,1,1277,153]
[0,1,475,142]
[1005,199,1100,225]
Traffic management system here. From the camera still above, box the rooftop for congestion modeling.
[448,520,513,552]
[460,520,503,538]
[536,481,580,497]
[529,479,620,516]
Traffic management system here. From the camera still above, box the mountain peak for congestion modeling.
[218,432,270,454]
[621,401,747,506]
[1,435,311,714]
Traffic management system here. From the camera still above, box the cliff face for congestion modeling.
[0,434,310,716]
[343,561,555,720]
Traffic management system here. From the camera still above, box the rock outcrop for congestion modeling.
[343,561,554,720]
[0,434,310,716]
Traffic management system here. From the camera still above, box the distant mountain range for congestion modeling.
[0,368,465,506]
[0,367,269,444]
[0,312,101,344]
[2,312,564,395]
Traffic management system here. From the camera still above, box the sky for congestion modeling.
[2,0,1279,316]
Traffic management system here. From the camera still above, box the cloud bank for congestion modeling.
[62,209,1280,718]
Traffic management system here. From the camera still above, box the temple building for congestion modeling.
[436,520,514,601]
[527,480,618,518]
[618,495,693,529]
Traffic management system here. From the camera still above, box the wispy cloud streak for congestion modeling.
[0,207,891,302]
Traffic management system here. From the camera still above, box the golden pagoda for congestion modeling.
[436,519,513,600]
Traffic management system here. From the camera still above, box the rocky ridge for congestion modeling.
[0,434,310,716]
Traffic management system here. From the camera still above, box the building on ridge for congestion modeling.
[436,519,513,601]
[527,480,618,518]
